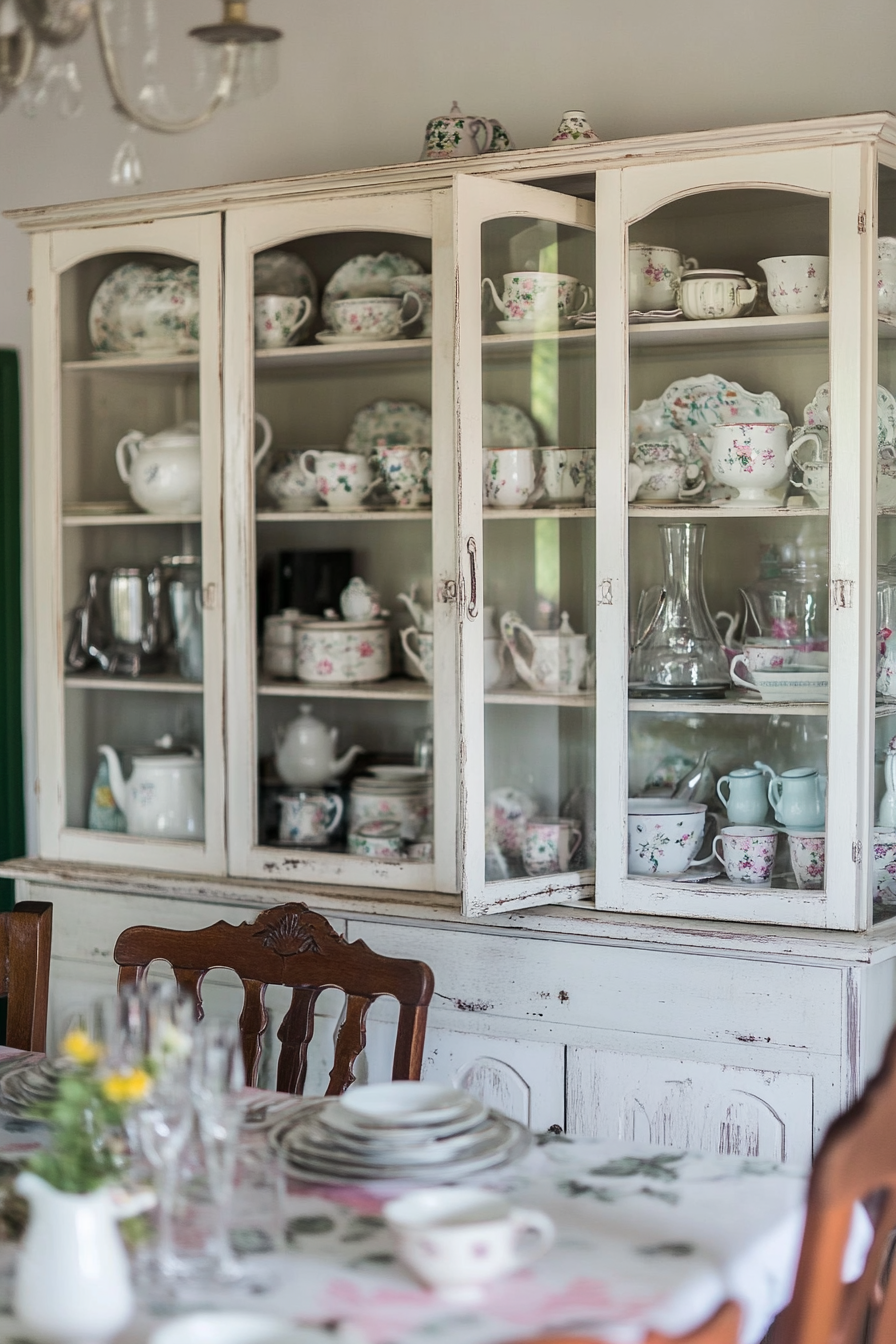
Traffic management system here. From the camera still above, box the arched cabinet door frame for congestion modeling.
[594,143,876,930]
[31,216,226,875]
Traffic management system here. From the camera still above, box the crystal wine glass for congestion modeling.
[189,1018,246,1281]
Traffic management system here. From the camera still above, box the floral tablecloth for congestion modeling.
[0,1051,869,1344]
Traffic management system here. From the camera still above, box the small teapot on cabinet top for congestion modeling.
[768,766,827,830]
[98,737,204,840]
[274,704,365,788]
[420,102,514,160]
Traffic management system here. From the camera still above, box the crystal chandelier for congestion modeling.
[0,1,282,182]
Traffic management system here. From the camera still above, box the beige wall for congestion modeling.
[1,0,894,843]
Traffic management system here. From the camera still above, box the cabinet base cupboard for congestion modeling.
[8,112,896,1158]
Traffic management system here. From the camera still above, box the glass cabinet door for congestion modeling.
[224,193,456,891]
[31,216,225,873]
[454,176,596,916]
[596,145,872,929]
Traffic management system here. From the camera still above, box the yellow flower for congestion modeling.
[102,1068,152,1105]
[61,1029,104,1067]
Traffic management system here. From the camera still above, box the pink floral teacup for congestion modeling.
[874,828,896,903]
[788,830,825,890]
[711,825,778,885]
[758,255,828,315]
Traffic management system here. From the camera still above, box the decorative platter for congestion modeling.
[344,399,432,451]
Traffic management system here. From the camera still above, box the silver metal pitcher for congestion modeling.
[107,566,163,676]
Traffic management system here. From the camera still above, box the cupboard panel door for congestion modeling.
[567,1046,813,1165]
[420,1025,565,1132]
[32,217,226,875]
[223,193,458,893]
[595,142,877,929]
[453,173,596,917]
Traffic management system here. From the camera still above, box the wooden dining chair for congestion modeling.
[0,901,52,1052]
[772,1026,896,1344]
[509,1300,741,1344]
[114,902,434,1095]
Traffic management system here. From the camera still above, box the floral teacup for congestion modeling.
[254,294,313,348]
[523,816,582,876]
[539,448,592,505]
[374,443,432,508]
[634,459,706,502]
[710,423,823,507]
[330,294,423,340]
[483,448,541,508]
[874,828,896,903]
[278,790,343,847]
[628,245,698,312]
[389,275,432,336]
[488,787,537,859]
[347,822,404,858]
[400,627,433,684]
[301,450,375,510]
[711,826,778,885]
[627,800,707,876]
[758,255,829,315]
[482,272,591,329]
[788,830,825,890]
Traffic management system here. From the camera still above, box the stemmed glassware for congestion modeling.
[189,1018,246,1281]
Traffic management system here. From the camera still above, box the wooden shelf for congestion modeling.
[63,511,201,527]
[630,502,825,519]
[256,509,431,523]
[63,354,199,373]
[629,312,829,347]
[482,328,594,357]
[629,694,828,715]
[65,673,203,693]
[485,506,595,520]
[257,675,431,701]
[485,688,595,708]
[255,338,431,369]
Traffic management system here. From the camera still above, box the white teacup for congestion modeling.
[630,435,690,467]
[301,449,375,510]
[789,830,825,890]
[400,627,433,683]
[710,825,778,885]
[539,448,591,505]
[482,271,591,329]
[384,1186,554,1300]
[254,294,313,348]
[330,294,423,340]
[729,640,798,686]
[523,816,582,876]
[790,461,830,503]
[483,448,542,508]
[758,255,829,315]
[710,423,823,506]
[627,800,707,876]
[628,244,698,311]
[635,459,705,502]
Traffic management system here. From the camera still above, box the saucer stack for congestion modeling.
[348,768,432,840]
[269,1082,531,1184]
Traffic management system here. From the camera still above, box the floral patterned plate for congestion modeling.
[87,261,158,353]
[804,381,896,451]
[88,261,199,355]
[344,399,432,451]
[321,253,425,326]
[253,248,317,303]
[482,401,539,448]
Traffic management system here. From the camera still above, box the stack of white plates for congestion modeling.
[0,1057,61,1112]
[269,1082,531,1184]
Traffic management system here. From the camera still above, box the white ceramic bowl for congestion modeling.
[340,1081,468,1124]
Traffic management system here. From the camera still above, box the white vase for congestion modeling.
[14,1172,153,1344]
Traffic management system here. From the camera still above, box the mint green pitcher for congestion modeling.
[717,762,774,825]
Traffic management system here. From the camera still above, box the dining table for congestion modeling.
[0,1047,871,1344]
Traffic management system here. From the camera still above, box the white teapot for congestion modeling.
[396,584,434,632]
[98,737,204,840]
[274,704,364,787]
[501,611,589,695]
[115,414,272,515]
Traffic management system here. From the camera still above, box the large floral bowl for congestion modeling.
[89,262,200,356]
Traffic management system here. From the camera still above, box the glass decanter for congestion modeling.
[629,523,730,696]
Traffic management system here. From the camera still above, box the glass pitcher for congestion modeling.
[629,523,730,696]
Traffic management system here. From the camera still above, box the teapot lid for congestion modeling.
[558,611,577,636]
[131,733,201,763]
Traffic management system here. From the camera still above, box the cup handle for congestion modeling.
[573,284,593,315]
[481,276,504,314]
[326,793,344,835]
[301,450,319,480]
[115,431,143,486]
[253,412,273,469]
[678,470,706,499]
[398,291,424,330]
[729,653,755,690]
[400,626,426,679]
[717,776,731,808]
[790,474,808,490]
[682,256,699,272]
[286,296,312,342]
[711,833,725,866]
[568,827,583,862]
[768,777,783,811]
[470,117,489,153]
[509,1208,555,1268]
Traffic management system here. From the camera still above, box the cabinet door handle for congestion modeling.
[466,537,478,619]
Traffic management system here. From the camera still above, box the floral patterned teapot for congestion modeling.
[421,102,514,160]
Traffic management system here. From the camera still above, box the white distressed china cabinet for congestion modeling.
[8,112,896,1164]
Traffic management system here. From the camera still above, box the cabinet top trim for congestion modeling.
[7,110,896,233]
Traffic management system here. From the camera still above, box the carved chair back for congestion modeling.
[0,902,52,1052]
[776,1027,896,1344]
[113,903,434,1094]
